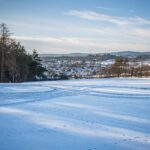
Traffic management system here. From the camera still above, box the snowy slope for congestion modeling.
[0,78,150,150]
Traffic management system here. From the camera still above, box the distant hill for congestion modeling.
[110,51,150,58]
[40,53,89,57]
[40,51,150,58]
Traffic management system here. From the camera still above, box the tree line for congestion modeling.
[101,57,150,78]
[0,23,46,83]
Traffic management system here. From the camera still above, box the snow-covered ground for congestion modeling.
[0,78,150,150]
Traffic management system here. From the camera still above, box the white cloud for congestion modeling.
[11,35,83,45]
[97,6,135,13]
[65,10,150,26]
[11,34,150,54]
[97,7,118,11]
[7,11,150,53]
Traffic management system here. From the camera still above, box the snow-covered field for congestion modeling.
[0,78,150,150]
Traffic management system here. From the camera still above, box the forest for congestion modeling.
[0,23,46,83]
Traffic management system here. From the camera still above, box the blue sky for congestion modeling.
[0,0,150,54]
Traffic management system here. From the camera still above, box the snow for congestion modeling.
[0,78,150,150]
[101,59,115,66]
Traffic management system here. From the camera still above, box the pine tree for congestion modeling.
[0,23,46,82]
[0,23,11,82]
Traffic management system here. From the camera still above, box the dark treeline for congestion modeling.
[101,57,150,78]
[0,23,46,83]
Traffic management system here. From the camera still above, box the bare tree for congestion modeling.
[0,23,11,82]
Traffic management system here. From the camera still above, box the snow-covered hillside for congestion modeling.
[0,78,150,150]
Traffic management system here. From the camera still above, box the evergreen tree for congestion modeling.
[0,23,46,82]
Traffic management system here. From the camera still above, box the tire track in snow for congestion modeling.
[0,89,76,107]
[0,79,150,106]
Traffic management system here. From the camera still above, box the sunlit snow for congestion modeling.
[0,78,150,150]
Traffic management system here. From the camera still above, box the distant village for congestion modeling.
[41,52,150,80]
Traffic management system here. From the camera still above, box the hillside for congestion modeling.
[0,78,150,150]
[40,51,150,58]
